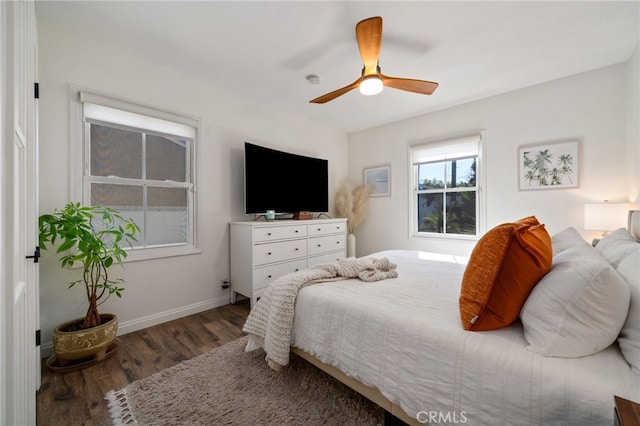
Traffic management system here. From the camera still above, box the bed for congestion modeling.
[245,212,640,425]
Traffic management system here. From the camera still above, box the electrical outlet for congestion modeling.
[221,279,230,290]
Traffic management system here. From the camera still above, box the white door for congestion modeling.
[1,1,40,425]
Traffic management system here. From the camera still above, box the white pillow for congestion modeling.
[616,246,640,373]
[551,227,588,255]
[521,245,630,357]
[595,228,638,268]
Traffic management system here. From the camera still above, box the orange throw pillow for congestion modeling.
[515,215,540,226]
[459,221,552,331]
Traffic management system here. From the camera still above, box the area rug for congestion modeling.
[105,336,383,425]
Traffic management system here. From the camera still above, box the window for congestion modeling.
[410,134,483,238]
[79,92,198,259]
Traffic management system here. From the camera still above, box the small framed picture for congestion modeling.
[518,140,579,190]
[364,165,391,197]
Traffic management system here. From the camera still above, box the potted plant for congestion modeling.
[39,202,140,364]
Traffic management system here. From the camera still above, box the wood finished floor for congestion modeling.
[36,300,251,426]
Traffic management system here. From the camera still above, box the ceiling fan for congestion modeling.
[309,16,438,104]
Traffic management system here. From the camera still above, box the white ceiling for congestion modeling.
[36,1,639,134]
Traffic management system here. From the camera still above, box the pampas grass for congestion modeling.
[335,182,372,234]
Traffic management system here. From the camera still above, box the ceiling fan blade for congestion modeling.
[309,77,362,104]
[380,74,439,95]
[356,16,383,75]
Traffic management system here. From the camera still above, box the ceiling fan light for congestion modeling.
[359,76,383,96]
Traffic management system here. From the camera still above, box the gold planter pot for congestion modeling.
[53,314,118,364]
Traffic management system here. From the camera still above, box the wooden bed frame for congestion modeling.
[291,347,420,426]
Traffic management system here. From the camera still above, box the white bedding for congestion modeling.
[290,250,640,425]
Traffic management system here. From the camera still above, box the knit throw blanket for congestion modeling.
[242,257,398,370]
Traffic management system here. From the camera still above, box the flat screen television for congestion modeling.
[244,142,329,215]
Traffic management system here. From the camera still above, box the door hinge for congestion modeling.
[35,330,41,346]
[34,82,39,99]
[26,246,40,263]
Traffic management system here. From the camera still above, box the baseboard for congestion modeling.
[40,295,231,357]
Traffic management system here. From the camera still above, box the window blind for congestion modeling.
[80,91,197,139]
[411,134,480,165]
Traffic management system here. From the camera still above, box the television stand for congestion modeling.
[293,211,313,220]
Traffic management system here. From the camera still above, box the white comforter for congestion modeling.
[290,250,640,426]
[243,256,398,369]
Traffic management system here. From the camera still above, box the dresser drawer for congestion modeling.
[308,250,346,267]
[254,225,307,242]
[253,239,307,265]
[307,222,347,236]
[308,234,346,256]
[254,259,308,290]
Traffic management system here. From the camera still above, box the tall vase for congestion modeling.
[347,233,356,258]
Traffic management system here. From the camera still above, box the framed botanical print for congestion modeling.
[518,140,579,190]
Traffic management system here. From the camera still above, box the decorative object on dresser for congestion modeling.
[292,211,313,220]
[230,218,347,307]
[335,182,371,257]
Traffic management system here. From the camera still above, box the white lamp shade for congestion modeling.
[584,202,629,231]
[359,76,383,96]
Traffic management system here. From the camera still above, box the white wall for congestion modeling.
[37,22,347,350]
[627,45,640,205]
[348,63,633,257]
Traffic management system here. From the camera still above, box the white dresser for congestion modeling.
[230,218,347,307]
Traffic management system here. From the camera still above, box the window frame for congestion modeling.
[408,132,486,241]
[72,89,201,261]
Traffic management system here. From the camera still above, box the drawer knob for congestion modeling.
[267,252,272,255]
[295,230,299,233]
[295,268,299,272]
[267,232,272,236]
[295,248,299,251]
[268,275,272,278]
[336,241,340,244]
[317,228,321,231]
[317,244,322,247]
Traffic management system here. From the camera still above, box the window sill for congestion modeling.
[412,232,479,242]
[124,245,202,262]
